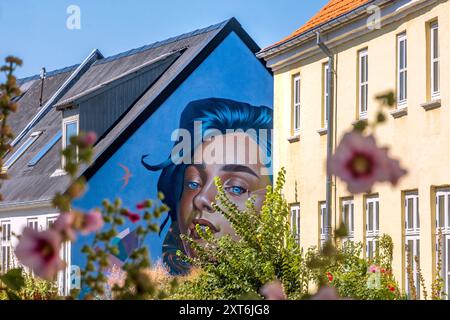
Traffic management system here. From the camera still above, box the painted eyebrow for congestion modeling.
[191,163,206,171]
[221,164,259,178]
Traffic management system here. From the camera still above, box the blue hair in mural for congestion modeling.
[141,97,273,274]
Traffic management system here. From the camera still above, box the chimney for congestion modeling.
[39,67,46,107]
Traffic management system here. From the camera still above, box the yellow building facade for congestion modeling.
[259,0,450,298]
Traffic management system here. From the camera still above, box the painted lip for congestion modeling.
[189,218,219,240]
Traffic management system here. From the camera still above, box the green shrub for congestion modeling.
[174,168,311,300]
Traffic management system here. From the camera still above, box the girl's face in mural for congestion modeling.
[177,132,271,258]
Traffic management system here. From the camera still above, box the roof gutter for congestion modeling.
[10,49,103,148]
[0,199,54,212]
[257,0,393,59]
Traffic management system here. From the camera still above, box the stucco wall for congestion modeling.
[273,0,450,292]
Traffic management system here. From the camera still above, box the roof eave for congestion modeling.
[257,0,393,60]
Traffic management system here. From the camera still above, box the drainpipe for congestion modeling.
[317,32,334,241]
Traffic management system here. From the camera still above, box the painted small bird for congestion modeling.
[118,163,132,190]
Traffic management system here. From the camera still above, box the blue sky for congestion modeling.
[0,0,328,79]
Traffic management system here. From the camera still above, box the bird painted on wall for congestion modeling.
[118,163,132,190]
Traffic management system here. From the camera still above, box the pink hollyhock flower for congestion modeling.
[311,286,341,300]
[328,132,407,194]
[15,227,64,281]
[259,280,287,300]
[80,210,104,235]
[80,131,97,146]
[369,265,379,273]
[388,284,396,292]
[53,212,77,241]
[123,210,141,223]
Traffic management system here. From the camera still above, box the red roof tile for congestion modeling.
[266,0,370,50]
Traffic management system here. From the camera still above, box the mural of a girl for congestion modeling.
[142,98,273,275]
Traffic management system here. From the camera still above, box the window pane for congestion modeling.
[447,194,450,228]
[433,27,439,60]
[416,197,420,229]
[399,42,404,69]
[65,122,78,147]
[376,201,379,232]
[399,72,405,101]
[404,70,407,99]
[438,195,445,228]
[361,56,366,82]
[351,204,354,233]
[368,202,373,231]
[417,239,420,258]
[408,198,414,229]
[433,61,439,93]
[408,240,413,258]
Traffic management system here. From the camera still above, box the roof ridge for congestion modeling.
[95,19,231,65]
[17,64,80,84]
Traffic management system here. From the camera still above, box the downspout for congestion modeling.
[317,32,334,241]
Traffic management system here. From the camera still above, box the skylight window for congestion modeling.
[28,131,62,167]
[2,131,42,172]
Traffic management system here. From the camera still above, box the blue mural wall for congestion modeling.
[72,31,273,275]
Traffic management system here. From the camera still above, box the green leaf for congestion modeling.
[0,268,25,291]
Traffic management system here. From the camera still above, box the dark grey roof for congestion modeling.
[1,69,74,205]
[54,20,228,109]
[8,70,74,138]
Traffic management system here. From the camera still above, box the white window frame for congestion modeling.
[405,192,420,298]
[397,33,408,107]
[436,188,450,299]
[293,74,301,134]
[323,63,329,127]
[1,220,12,273]
[27,218,39,231]
[358,49,369,119]
[366,196,380,260]
[342,198,355,241]
[320,202,331,245]
[290,204,300,245]
[430,22,440,100]
[47,216,57,229]
[58,239,71,296]
[62,115,79,168]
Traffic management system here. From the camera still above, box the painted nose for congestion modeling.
[193,182,216,213]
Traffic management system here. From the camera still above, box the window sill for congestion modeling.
[390,107,408,119]
[287,134,300,143]
[317,128,328,136]
[421,99,441,111]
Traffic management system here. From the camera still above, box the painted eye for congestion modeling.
[225,186,248,196]
[187,181,201,190]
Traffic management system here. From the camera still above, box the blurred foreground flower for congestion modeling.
[15,228,64,281]
[80,209,104,235]
[328,132,407,193]
[54,212,77,241]
[311,286,341,300]
[259,280,287,300]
